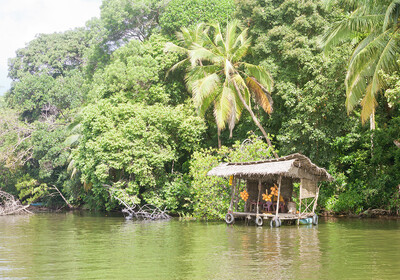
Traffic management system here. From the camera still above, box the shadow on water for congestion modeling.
[1,214,400,279]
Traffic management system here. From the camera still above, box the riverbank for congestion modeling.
[21,205,400,221]
[321,208,399,219]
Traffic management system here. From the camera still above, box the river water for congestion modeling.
[1,213,400,279]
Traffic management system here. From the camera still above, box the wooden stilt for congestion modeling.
[298,181,302,225]
[235,179,241,211]
[229,178,237,212]
[256,180,261,214]
[275,176,282,217]
[312,185,320,214]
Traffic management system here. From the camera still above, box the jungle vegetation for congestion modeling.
[1,0,399,218]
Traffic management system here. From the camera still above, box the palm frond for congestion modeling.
[370,31,400,94]
[230,73,247,92]
[226,20,241,55]
[346,31,387,93]
[321,11,384,52]
[232,24,247,50]
[346,29,400,115]
[360,83,377,123]
[67,159,75,173]
[191,73,221,109]
[246,77,273,114]
[383,0,400,30]
[189,46,223,65]
[213,85,234,130]
[164,42,188,55]
[225,59,236,78]
[185,65,221,85]
[198,89,219,117]
[244,63,274,92]
[232,37,251,62]
[348,31,379,66]
[231,73,252,108]
[223,85,238,137]
[346,73,369,112]
[177,23,207,48]
[166,58,189,77]
[213,23,226,54]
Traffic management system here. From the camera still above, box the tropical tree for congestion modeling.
[167,20,278,157]
[166,23,228,147]
[321,0,400,128]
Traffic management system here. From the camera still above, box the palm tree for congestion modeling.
[321,0,400,128]
[167,21,278,157]
[165,24,224,148]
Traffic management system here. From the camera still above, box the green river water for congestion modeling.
[1,213,400,279]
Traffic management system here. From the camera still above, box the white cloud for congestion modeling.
[0,0,102,94]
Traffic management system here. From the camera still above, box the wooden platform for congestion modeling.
[232,211,314,220]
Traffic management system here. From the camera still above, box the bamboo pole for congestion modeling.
[235,179,241,211]
[312,185,320,214]
[275,176,282,217]
[298,181,302,225]
[229,177,237,212]
[256,180,261,214]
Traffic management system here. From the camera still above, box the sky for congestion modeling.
[0,0,103,95]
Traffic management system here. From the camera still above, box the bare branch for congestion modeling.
[0,190,32,216]
[51,185,73,209]
[107,186,170,220]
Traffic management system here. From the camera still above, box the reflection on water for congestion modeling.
[1,213,400,279]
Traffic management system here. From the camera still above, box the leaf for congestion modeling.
[244,63,274,93]
[246,77,273,114]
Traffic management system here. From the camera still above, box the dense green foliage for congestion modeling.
[75,100,205,210]
[0,0,399,217]
[160,0,235,36]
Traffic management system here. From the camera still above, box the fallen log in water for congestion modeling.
[0,190,32,216]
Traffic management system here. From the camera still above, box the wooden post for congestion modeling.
[235,179,240,211]
[312,185,320,214]
[256,180,261,214]
[228,177,236,212]
[245,180,248,212]
[298,180,302,225]
[275,176,282,217]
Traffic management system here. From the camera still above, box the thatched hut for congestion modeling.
[207,153,332,227]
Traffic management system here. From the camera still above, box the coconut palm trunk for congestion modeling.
[217,126,222,149]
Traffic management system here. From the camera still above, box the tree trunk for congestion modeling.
[370,109,375,154]
[370,109,376,130]
[217,126,222,149]
[213,101,222,149]
[51,185,73,209]
[232,81,279,158]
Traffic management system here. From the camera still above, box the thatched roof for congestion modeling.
[207,153,333,182]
